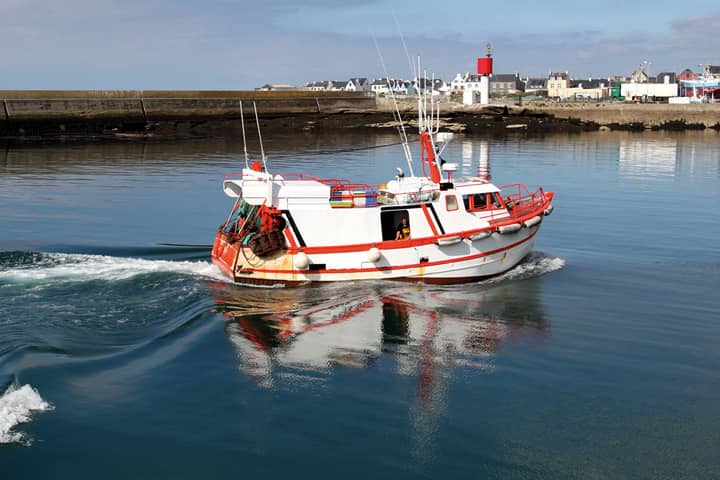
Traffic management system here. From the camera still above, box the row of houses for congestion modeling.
[546,65,720,101]
[258,65,720,102]
[259,74,526,96]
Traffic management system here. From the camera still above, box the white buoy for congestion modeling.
[523,216,542,228]
[294,252,309,269]
[367,247,382,263]
[497,223,522,234]
[436,235,463,246]
[469,231,492,241]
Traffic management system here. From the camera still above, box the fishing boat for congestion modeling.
[211,96,554,285]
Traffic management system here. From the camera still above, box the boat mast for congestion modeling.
[252,101,268,173]
[417,57,443,184]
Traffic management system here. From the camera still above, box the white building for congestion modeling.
[621,82,678,101]
[450,73,483,92]
[370,78,410,95]
[345,78,370,92]
[371,78,391,95]
[305,81,329,92]
[327,81,347,91]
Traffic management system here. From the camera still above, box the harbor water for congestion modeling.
[1,130,719,478]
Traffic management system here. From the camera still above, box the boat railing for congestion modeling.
[500,183,546,218]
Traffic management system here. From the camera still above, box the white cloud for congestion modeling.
[1,2,719,89]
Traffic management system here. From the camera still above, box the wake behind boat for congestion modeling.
[211,95,554,285]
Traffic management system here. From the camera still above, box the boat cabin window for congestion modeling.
[445,195,458,212]
[381,210,410,241]
[463,192,503,211]
[462,193,488,211]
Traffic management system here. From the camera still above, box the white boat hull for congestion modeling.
[213,223,541,285]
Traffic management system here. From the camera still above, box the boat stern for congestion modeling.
[211,230,240,280]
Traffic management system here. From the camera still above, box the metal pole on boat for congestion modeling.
[417,56,423,132]
[239,100,249,169]
[252,101,268,172]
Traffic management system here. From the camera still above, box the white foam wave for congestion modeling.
[0,253,231,284]
[0,384,53,445]
[491,254,566,283]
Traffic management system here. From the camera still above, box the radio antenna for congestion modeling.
[239,100,249,168]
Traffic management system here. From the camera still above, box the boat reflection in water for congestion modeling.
[211,270,549,391]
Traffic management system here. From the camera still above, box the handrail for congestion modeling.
[499,183,546,219]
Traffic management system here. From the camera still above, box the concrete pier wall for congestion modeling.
[0,90,376,138]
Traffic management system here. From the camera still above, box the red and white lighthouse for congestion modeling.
[477,43,493,105]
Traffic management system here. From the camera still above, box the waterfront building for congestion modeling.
[678,65,719,101]
[371,78,390,95]
[255,84,299,91]
[327,81,347,91]
[413,77,446,96]
[433,79,450,95]
[677,69,697,82]
[344,78,370,92]
[489,73,524,95]
[450,73,483,92]
[370,78,410,96]
[621,79,678,102]
[547,71,569,98]
[546,72,612,100]
[655,72,677,84]
[629,66,649,84]
[305,81,329,92]
[568,78,609,100]
[524,78,547,94]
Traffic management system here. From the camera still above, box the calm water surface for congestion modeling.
[1,130,719,479]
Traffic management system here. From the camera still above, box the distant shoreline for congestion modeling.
[1,91,718,144]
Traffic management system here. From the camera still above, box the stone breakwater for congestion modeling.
[521,103,720,131]
[376,97,720,133]
[1,91,719,144]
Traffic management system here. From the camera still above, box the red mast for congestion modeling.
[420,129,442,184]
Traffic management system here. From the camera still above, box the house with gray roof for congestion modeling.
[490,73,524,95]
[524,77,547,93]
[654,72,677,84]
[327,81,347,91]
[345,78,370,92]
[305,81,330,91]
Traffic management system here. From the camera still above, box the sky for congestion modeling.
[1,0,719,89]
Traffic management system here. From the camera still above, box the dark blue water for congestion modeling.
[1,131,719,479]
